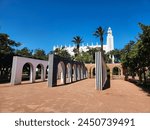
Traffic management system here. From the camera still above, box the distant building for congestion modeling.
[53,27,114,56]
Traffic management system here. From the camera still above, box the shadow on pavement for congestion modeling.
[128,79,150,96]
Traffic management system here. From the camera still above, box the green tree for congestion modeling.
[0,33,21,83]
[87,46,101,63]
[104,52,112,63]
[93,26,105,53]
[120,22,150,84]
[54,46,72,60]
[136,23,150,84]
[138,23,150,67]
[108,49,122,63]
[127,42,139,79]
[74,51,93,63]
[16,47,33,58]
[33,49,47,60]
[72,36,83,56]
[121,41,135,79]
[0,33,21,55]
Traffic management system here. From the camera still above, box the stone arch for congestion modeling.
[80,65,84,79]
[72,64,77,82]
[11,56,48,85]
[35,64,44,81]
[90,66,96,78]
[84,64,95,78]
[84,67,88,78]
[85,63,124,80]
[45,65,49,79]
[22,62,34,83]
[87,67,91,78]
[57,61,65,85]
[112,66,121,75]
[106,63,124,80]
[111,66,122,79]
[48,54,87,87]
[66,63,72,83]
[77,65,81,80]
[92,67,96,78]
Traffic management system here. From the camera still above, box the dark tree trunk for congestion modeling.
[143,68,147,85]
[138,69,142,83]
[132,73,135,79]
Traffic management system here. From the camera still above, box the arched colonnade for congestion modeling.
[85,63,124,80]
[48,54,88,87]
[11,55,88,86]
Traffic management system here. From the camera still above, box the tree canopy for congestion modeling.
[120,23,150,84]
[0,33,21,56]
[53,46,72,60]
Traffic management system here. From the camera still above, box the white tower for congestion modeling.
[106,27,115,63]
[106,27,114,52]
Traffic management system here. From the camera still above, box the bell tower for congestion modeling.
[106,27,114,52]
[106,27,115,63]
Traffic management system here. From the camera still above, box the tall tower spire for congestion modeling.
[106,27,114,52]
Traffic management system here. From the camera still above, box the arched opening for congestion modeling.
[92,68,96,78]
[90,66,95,78]
[84,67,88,78]
[57,61,65,85]
[112,67,121,75]
[45,65,49,80]
[35,64,44,82]
[77,65,81,80]
[80,66,84,79]
[66,63,72,83]
[22,63,33,83]
[88,68,91,78]
[72,64,77,82]
[112,66,121,80]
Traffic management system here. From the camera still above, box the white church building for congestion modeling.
[53,27,114,56]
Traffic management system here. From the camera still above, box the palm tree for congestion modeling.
[54,46,65,55]
[93,26,105,53]
[72,36,83,56]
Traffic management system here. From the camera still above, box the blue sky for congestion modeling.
[0,0,150,53]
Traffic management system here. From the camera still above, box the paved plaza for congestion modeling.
[0,79,150,112]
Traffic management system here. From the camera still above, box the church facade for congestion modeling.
[53,27,114,55]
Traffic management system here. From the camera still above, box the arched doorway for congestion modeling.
[80,66,84,79]
[90,67,96,78]
[83,67,88,78]
[66,63,72,83]
[92,68,96,78]
[45,65,49,80]
[113,67,121,75]
[72,64,77,82]
[57,61,65,85]
[112,67,121,79]
[35,64,44,82]
[77,65,81,80]
[22,63,33,83]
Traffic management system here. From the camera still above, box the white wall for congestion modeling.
[11,56,48,85]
